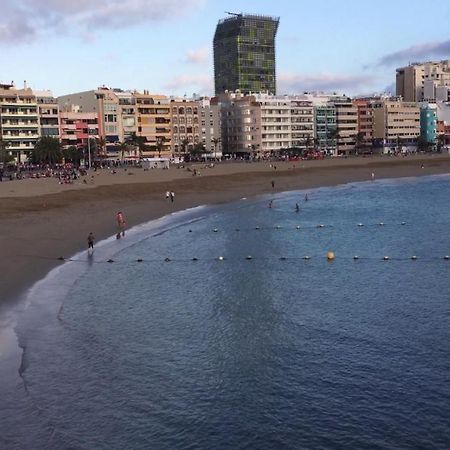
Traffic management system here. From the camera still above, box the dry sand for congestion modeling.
[1,154,450,306]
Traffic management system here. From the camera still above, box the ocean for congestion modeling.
[1,175,450,449]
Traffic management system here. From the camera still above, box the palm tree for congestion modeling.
[437,133,446,152]
[117,141,129,162]
[95,137,106,157]
[212,137,221,160]
[355,132,365,154]
[396,135,403,153]
[31,137,63,165]
[62,145,82,166]
[128,132,147,159]
[156,136,166,158]
[180,138,189,155]
[0,139,13,166]
[304,136,313,151]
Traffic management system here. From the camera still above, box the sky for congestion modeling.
[1,0,450,97]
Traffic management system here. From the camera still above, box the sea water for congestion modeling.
[1,176,450,449]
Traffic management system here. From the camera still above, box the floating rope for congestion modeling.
[197,222,410,233]
[36,254,450,264]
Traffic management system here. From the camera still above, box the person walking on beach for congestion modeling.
[165,191,170,201]
[271,180,275,189]
[371,172,375,181]
[87,232,95,250]
[116,211,126,239]
[304,193,308,202]
[295,203,300,213]
[170,191,175,203]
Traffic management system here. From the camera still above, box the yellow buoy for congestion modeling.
[327,251,335,261]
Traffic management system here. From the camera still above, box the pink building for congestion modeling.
[59,112,99,148]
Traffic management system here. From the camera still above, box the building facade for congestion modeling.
[314,104,337,154]
[420,103,437,144]
[135,92,171,157]
[0,83,39,162]
[170,99,201,156]
[59,108,100,150]
[353,98,373,149]
[255,93,314,153]
[372,99,420,148]
[199,97,222,157]
[396,60,450,102]
[213,14,279,95]
[35,90,60,140]
[334,99,358,155]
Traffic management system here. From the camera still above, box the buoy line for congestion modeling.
[190,222,411,234]
[31,254,450,264]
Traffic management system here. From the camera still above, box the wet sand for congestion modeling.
[1,154,450,306]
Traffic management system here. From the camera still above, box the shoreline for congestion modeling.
[1,154,450,307]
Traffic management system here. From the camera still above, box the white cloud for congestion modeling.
[0,0,207,43]
[278,72,376,95]
[163,74,213,94]
[185,46,210,65]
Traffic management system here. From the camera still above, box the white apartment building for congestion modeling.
[0,82,39,162]
[35,90,60,140]
[254,93,314,152]
[199,97,222,157]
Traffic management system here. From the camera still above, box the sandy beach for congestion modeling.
[1,154,450,306]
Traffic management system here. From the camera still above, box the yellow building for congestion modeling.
[372,99,420,147]
[135,91,171,157]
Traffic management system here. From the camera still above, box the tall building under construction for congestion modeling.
[213,13,279,95]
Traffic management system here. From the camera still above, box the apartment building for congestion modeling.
[115,91,137,143]
[334,99,358,155]
[254,93,314,153]
[170,99,201,156]
[396,60,450,102]
[135,91,171,157]
[220,92,261,154]
[199,97,222,157]
[314,104,337,154]
[0,82,39,162]
[59,106,100,149]
[353,99,373,146]
[58,87,139,156]
[35,90,59,140]
[372,99,420,147]
[420,103,437,144]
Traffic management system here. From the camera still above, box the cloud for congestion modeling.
[185,47,210,65]
[278,72,376,95]
[377,40,450,66]
[163,74,213,94]
[0,0,206,44]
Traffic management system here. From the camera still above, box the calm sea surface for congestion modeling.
[1,175,450,449]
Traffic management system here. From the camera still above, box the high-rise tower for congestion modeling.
[213,13,279,95]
